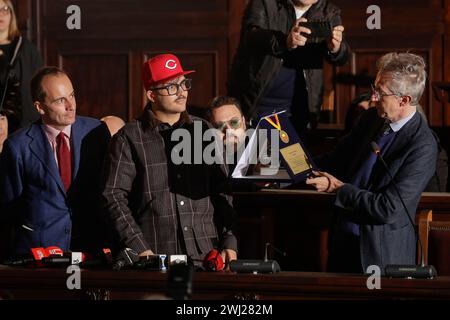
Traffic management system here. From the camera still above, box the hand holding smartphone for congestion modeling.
[298,20,332,44]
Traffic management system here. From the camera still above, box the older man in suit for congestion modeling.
[306,52,438,274]
[0,67,110,257]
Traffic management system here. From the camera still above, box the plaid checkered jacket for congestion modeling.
[101,107,237,261]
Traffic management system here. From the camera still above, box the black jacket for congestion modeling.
[0,37,43,131]
[228,0,350,122]
[101,108,237,261]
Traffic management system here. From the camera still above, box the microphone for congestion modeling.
[264,243,286,262]
[135,254,189,271]
[4,246,57,266]
[45,246,64,257]
[112,248,140,271]
[167,255,188,267]
[168,259,194,300]
[41,251,86,267]
[229,243,284,274]
[3,255,35,266]
[3,247,106,268]
[370,141,437,279]
[31,247,49,261]
[135,254,168,271]
[202,249,224,271]
[78,248,113,268]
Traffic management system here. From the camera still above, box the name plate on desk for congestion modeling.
[232,110,315,183]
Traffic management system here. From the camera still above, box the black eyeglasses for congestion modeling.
[214,117,242,132]
[152,78,192,96]
[371,84,400,100]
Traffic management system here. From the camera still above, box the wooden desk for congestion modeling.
[1,266,450,300]
[232,190,450,272]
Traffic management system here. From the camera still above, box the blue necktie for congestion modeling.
[341,122,396,236]
[351,123,395,189]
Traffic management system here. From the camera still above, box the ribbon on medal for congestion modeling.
[264,114,289,144]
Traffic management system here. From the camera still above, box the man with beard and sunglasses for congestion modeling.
[101,54,238,269]
[206,96,247,171]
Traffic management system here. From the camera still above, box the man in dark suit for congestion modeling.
[101,54,237,268]
[306,52,438,273]
[0,67,110,257]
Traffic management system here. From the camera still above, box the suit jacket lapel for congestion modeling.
[71,117,82,179]
[27,123,67,195]
[344,115,385,181]
[383,112,420,162]
[369,112,420,186]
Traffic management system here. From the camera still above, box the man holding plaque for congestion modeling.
[306,53,437,273]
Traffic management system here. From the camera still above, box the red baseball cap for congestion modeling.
[142,53,195,91]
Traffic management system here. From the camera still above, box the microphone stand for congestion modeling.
[264,242,286,262]
[371,141,437,278]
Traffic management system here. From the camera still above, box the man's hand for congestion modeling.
[306,170,344,193]
[287,18,310,49]
[327,25,344,53]
[139,249,154,257]
[221,249,237,271]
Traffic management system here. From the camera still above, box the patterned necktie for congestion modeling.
[56,131,72,191]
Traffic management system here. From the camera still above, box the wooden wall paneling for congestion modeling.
[32,0,232,120]
[330,0,444,126]
[177,51,219,108]
[12,0,25,33]
[25,0,450,127]
[59,52,129,120]
[443,0,450,126]
[430,33,444,127]
[37,0,229,40]
[129,51,145,120]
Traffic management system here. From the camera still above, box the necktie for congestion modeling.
[351,122,394,189]
[56,131,72,191]
[341,122,396,236]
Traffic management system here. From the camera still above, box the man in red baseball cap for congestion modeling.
[141,53,195,125]
[102,53,238,269]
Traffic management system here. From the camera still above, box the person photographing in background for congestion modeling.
[228,0,350,137]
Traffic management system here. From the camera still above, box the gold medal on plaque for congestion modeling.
[265,114,289,144]
[280,130,289,143]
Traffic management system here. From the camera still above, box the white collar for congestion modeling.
[389,110,416,132]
